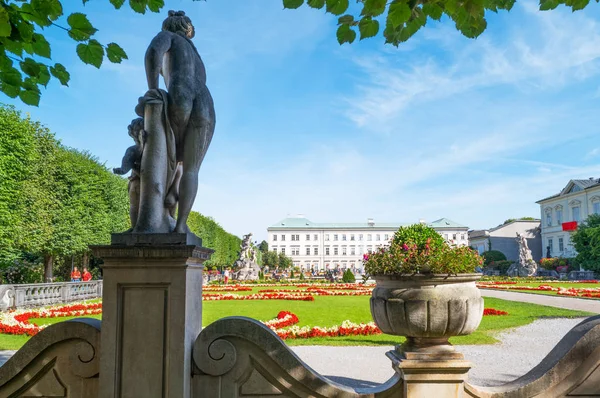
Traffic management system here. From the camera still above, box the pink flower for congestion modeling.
[402,244,409,251]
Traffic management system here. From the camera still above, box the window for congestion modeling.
[546,210,552,227]
[273,235,277,241]
[281,235,286,241]
[453,234,457,240]
[359,246,364,255]
[559,237,564,252]
[351,246,356,255]
[314,234,318,241]
[358,234,363,241]
[384,234,389,241]
[573,207,581,222]
[272,247,278,253]
[306,247,310,255]
[292,246,300,256]
[548,238,553,254]
[367,234,372,241]
[342,247,347,255]
[314,247,318,255]
[281,247,286,254]
[291,235,295,241]
[461,234,465,241]
[325,234,330,241]
[334,247,339,255]
[444,234,449,240]
[367,245,373,252]
[306,234,310,241]
[334,234,338,241]
[342,234,347,241]
[350,234,355,241]
[325,247,330,255]
[556,209,563,225]
[594,202,600,215]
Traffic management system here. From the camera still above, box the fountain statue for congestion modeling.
[507,232,538,277]
[233,233,261,281]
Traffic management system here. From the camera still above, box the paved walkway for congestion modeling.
[480,289,600,313]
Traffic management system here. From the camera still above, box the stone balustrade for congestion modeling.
[0,281,103,310]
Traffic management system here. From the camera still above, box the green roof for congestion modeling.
[268,217,468,230]
[268,217,403,230]
[426,218,468,229]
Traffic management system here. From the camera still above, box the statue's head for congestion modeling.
[163,10,195,39]
[128,118,144,145]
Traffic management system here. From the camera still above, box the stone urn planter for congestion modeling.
[370,273,483,359]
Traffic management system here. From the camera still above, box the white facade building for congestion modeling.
[537,178,600,259]
[267,216,469,271]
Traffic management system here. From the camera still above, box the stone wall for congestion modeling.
[0,281,103,310]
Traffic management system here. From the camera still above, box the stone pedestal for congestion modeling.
[92,234,212,398]
[387,349,472,398]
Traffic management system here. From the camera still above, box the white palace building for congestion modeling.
[537,178,600,259]
[267,215,469,271]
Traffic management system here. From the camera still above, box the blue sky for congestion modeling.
[5,0,600,241]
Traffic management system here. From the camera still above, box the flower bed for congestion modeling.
[203,293,315,301]
[261,307,508,340]
[477,282,600,298]
[0,302,102,336]
[203,285,253,292]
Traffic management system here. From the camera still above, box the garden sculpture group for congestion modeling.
[507,233,538,277]
[233,233,260,281]
[1,10,600,398]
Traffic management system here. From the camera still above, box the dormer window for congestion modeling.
[545,208,552,227]
[555,206,563,225]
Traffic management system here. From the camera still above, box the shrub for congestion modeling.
[364,224,482,275]
[487,260,513,275]
[290,270,295,279]
[299,272,305,280]
[481,250,507,266]
[342,269,356,283]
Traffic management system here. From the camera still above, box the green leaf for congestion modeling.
[0,66,22,87]
[336,23,356,44]
[2,38,23,57]
[17,21,34,42]
[19,87,41,106]
[283,0,305,8]
[307,0,326,8]
[32,33,51,58]
[31,0,63,21]
[326,0,349,15]
[20,3,51,27]
[0,7,11,37]
[110,0,126,8]
[106,42,128,63]
[359,17,380,39]
[148,0,164,12]
[387,1,412,28]
[20,58,41,78]
[338,14,355,24]
[362,0,388,16]
[67,13,98,41]
[0,80,20,98]
[571,0,590,10]
[129,0,147,13]
[423,3,444,20]
[50,63,69,86]
[37,65,50,86]
[539,0,559,10]
[76,40,104,68]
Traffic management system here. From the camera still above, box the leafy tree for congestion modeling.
[258,240,268,253]
[342,268,356,283]
[283,0,589,46]
[481,250,506,266]
[262,250,279,269]
[278,252,293,269]
[187,212,241,269]
[572,214,600,272]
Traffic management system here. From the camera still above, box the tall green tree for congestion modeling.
[258,240,268,253]
[187,211,241,269]
[278,252,293,269]
[572,214,600,272]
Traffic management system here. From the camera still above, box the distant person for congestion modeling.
[82,267,92,282]
[224,268,230,284]
[71,267,81,282]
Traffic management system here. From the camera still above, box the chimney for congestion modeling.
[367,218,374,227]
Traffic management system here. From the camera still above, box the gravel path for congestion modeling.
[291,317,589,388]
[480,289,600,313]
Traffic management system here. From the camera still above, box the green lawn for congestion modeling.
[0,292,592,350]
